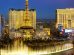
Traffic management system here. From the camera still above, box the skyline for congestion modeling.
[0,0,74,19]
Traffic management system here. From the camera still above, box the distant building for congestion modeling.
[36,19,55,31]
[56,8,74,29]
[3,24,9,36]
[0,15,4,37]
[9,9,36,30]
[43,28,50,36]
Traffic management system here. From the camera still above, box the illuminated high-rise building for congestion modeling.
[9,0,36,30]
[56,8,74,29]
[9,9,36,30]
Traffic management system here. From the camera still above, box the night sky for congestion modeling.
[0,0,74,19]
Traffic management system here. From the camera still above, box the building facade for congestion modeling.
[9,9,36,30]
[56,8,74,29]
[0,15,4,37]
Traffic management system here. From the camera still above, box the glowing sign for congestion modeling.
[65,29,72,33]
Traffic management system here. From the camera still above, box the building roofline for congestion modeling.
[57,8,74,10]
[9,8,36,11]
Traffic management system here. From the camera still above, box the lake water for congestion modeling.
[0,39,73,55]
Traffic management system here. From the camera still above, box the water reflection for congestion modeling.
[0,39,73,55]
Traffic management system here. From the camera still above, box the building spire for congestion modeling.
[25,0,29,21]
[25,0,28,11]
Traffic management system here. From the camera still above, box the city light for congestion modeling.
[65,29,72,33]
[0,43,73,55]
[0,0,74,55]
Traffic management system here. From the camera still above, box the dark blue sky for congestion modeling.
[0,0,74,19]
